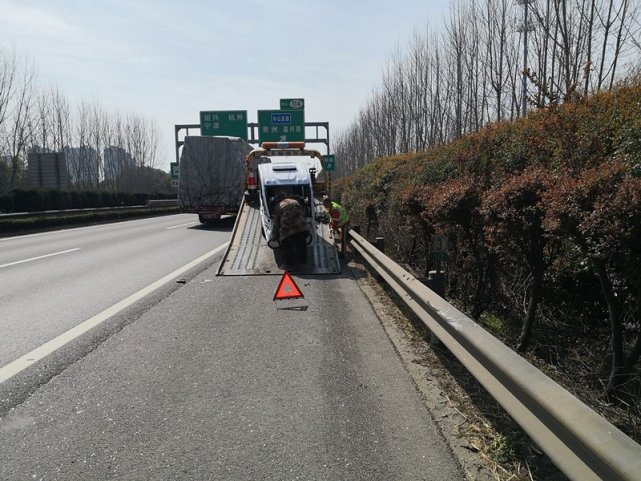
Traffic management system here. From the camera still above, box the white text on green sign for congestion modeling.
[257,109,305,143]
[323,154,335,172]
[280,98,305,110]
[200,110,248,140]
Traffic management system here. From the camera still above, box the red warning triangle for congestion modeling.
[273,271,304,301]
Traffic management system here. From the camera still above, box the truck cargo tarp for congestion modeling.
[178,136,253,212]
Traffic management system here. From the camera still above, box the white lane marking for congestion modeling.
[166,221,197,230]
[0,248,81,269]
[0,241,229,384]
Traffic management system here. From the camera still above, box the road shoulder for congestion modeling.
[350,261,498,481]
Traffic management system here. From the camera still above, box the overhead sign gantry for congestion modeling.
[174,98,330,165]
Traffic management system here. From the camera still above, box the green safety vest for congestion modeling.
[331,201,349,227]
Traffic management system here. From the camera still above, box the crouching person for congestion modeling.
[271,196,310,265]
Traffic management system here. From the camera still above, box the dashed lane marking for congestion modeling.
[0,242,228,384]
[0,248,81,269]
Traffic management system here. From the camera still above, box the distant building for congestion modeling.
[63,146,98,186]
[0,155,11,193]
[103,146,134,181]
[28,145,54,155]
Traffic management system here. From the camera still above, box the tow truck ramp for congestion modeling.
[217,198,341,276]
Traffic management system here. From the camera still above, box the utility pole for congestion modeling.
[516,0,534,116]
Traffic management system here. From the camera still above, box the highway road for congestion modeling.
[0,214,232,369]
[0,215,465,480]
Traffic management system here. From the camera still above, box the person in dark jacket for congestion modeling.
[271,195,309,265]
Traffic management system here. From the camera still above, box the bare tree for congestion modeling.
[0,47,18,133]
[50,86,71,153]
[583,0,597,96]
[5,56,37,189]
[33,89,52,153]
[71,101,95,188]
[88,100,105,188]
[102,111,129,190]
[125,114,161,169]
[408,29,427,151]
[483,0,512,119]
[334,0,640,178]
[607,0,632,89]
[445,4,467,139]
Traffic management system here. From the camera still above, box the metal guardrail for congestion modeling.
[146,199,177,207]
[348,229,641,481]
[0,202,177,219]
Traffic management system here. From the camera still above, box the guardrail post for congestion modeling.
[426,270,446,346]
[374,237,385,253]
[427,270,445,298]
[350,225,361,260]
[372,237,385,281]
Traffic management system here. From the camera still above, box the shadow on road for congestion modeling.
[188,216,236,232]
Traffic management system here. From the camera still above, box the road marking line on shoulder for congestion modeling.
[0,242,229,384]
[166,221,197,230]
[0,248,81,269]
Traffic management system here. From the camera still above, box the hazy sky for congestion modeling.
[0,0,450,170]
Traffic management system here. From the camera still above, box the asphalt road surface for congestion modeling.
[0,216,464,480]
[0,214,231,367]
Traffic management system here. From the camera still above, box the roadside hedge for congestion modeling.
[336,83,641,403]
[0,189,176,213]
[0,206,180,234]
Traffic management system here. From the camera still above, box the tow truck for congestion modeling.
[216,142,341,276]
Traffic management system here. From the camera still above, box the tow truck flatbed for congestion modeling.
[216,198,341,276]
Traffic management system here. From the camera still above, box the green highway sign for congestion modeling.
[170,162,179,179]
[280,98,305,110]
[323,154,335,172]
[258,109,305,143]
[432,236,448,254]
[430,235,448,263]
[200,110,248,140]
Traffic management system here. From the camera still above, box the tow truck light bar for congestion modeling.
[261,141,305,150]
[247,142,324,161]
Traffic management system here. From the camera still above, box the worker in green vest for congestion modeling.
[322,198,350,257]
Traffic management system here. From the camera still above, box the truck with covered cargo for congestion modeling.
[177,136,253,223]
